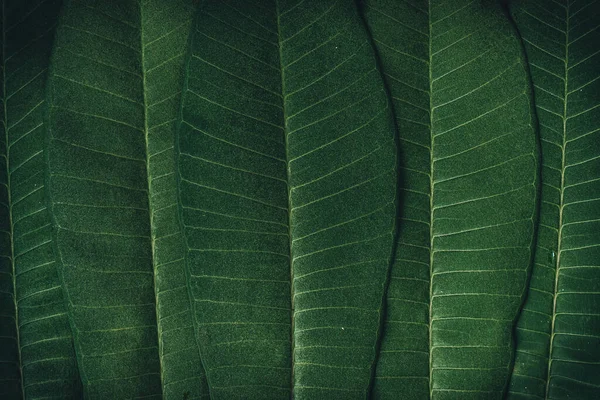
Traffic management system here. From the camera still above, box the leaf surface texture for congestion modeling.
[361,0,539,398]
[0,1,597,398]
[45,0,207,397]
[508,0,600,398]
[178,0,397,398]
[0,1,80,398]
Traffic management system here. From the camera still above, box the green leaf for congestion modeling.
[360,0,539,398]
[1,0,80,398]
[0,0,596,398]
[507,1,600,399]
[177,0,397,398]
[45,0,208,397]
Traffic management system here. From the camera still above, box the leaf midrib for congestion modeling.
[427,1,435,397]
[275,0,295,393]
[139,2,165,395]
[546,1,570,398]
[2,2,25,396]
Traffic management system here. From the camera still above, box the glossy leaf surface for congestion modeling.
[508,1,600,399]
[0,1,80,398]
[361,0,539,398]
[177,0,397,398]
[45,0,207,398]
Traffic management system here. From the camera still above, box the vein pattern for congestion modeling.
[362,0,538,398]
[178,0,397,398]
[508,1,600,399]
[0,1,80,398]
[45,0,207,397]
[141,1,209,398]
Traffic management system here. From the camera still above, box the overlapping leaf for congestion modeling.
[177,0,397,398]
[0,1,80,398]
[507,1,600,398]
[361,0,539,398]
[0,0,598,399]
[45,0,207,397]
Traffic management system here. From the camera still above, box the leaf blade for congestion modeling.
[178,0,397,397]
[46,0,207,397]
[1,0,81,398]
[361,0,539,398]
[508,1,600,398]
[141,0,210,398]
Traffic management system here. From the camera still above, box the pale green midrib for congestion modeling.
[427,1,434,398]
[545,2,569,398]
[2,3,25,396]
[275,0,294,393]
[139,2,164,395]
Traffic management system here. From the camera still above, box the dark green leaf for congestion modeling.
[0,1,80,398]
[177,0,397,398]
[507,1,600,398]
[0,1,596,399]
[360,0,539,398]
[45,0,208,397]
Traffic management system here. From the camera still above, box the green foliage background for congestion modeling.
[0,0,598,399]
